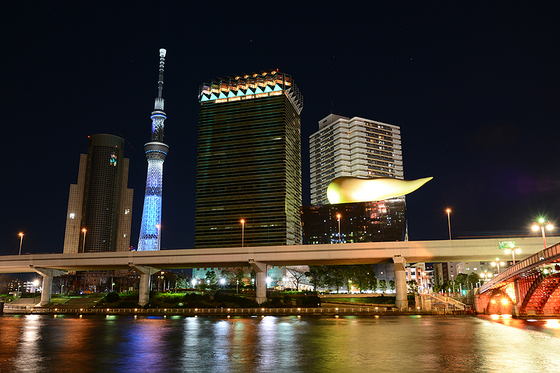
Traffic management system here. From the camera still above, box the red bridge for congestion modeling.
[476,243,560,316]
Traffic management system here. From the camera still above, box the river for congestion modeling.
[1,314,559,373]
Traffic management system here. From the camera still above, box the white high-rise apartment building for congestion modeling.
[310,114,403,205]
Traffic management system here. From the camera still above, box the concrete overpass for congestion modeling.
[2,236,558,308]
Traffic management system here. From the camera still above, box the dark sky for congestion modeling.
[3,1,560,256]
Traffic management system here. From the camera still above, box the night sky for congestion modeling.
[3,2,560,256]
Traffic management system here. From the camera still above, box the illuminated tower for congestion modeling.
[195,70,303,248]
[137,48,169,251]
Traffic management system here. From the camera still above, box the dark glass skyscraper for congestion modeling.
[300,199,406,244]
[63,134,133,253]
[195,70,303,248]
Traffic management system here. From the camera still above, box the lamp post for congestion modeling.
[336,213,341,244]
[491,258,505,274]
[81,228,87,252]
[504,247,521,265]
[240,219,245,247]
[532,218,554,250]
[156,224,161,250]
[18,232,24,255]
[446,208,452,240]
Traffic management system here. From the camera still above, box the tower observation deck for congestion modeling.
[138,49,169,251]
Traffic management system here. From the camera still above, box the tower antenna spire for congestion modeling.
[157,48,166,100]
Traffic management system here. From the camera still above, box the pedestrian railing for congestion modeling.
[2,306,456,316]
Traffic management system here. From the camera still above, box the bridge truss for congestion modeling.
[478,243,560,316]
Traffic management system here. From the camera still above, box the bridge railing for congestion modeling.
[480,242,560,293]
[424,293,466,310]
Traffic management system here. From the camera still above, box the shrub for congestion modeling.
[117,301,138,308]
[296,295,321,307]
[106,292,120,303]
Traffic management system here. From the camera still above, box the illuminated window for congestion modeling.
[69,213,75,219]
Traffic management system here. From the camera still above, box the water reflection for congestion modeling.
[14,315,42,373]
[1,315,560,372]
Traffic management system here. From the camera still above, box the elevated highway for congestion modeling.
[2,236,558,308]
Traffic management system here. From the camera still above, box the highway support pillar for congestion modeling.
[130,265,160,307]
[33,267,66,307]
[393,256,408,309]
[249,259,267,304]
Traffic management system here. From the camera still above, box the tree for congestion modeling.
[220,267,247,286]
[388,280,395,292]
[205,270,217,287]
[163,272,178,290]
[407,280,418,293]
[455,273,468,290]
[379,279,387,293]
[286,266,308,291]
[176,276,188,289]
[306,265,326,290]
[235,268,245,286]
[370,277,378,292]
[352,265,377,293]
[325,266,345,292]
[467,272,480,289]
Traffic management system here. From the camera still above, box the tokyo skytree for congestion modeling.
[137,48,169,251]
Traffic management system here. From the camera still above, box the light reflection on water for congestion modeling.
[1,315,560,373]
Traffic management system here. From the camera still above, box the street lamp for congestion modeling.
[504,247,521,264]
[81,228,87,252]
[491,258,506,274]
[446,208,452,240]
[18,232,24,255]
[336,213,341,244]
[532,218,554,250]
[156,224,161,250]
[240,219,245,247]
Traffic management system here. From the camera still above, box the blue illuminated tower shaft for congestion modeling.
[138,49,168,251]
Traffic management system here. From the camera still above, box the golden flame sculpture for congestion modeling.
[327,176,433,204]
